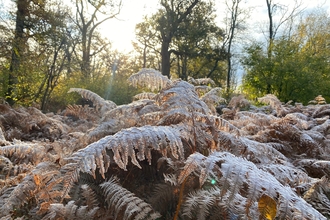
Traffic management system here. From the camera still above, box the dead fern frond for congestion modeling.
[194,85,212,97]
[178,152,326,219]
[200,87,225,114]
[0,141,47,165]
[40,200,99,220]
[155,80,212,115]
[187,76,215,86]
[303,177,330,218]
[128,68,171,92]
[0,162,61,218]
[258,94,288,117]
[61,124,188,199]
[227,95,251,111]
[68,88,117,114]
[64,104,98,121]
[133,92,157,101]
[100,176,161,220]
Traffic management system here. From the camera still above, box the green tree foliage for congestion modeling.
[134,0,227,85]
[242,10,330,104]
[3,0,71,107]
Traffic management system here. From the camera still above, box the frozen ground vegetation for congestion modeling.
[0,68,329,219]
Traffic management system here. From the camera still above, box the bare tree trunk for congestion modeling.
[6,0,28,105]
[225,0,241,93]
[159,0,199,78]
[161,39,171,78]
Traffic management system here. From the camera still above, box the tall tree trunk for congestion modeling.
[161,39,171,78]
[226,0,240,93]
[266,0,273,94]
[6,0,28,105]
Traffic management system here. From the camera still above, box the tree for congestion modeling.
[4,0,71,106]
[242,9,330,104]
[6,0,29,105]
[171,0,226,81]
[157,0,200,78]
[222,0,248,92]
[264,0,303,93]
[73,0,122,78]
[133,16,161,69]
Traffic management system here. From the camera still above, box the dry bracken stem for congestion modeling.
[173,176,188,220]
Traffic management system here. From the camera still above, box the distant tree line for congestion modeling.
[0,0,328,110]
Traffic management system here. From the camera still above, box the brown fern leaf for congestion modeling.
[155,80,212,115]
[227,94,251,111]
[0,162,61,218]
[61,124,188,200]
[188,76,215,86]
[64,104,98,121]
[303,177,330,218]
[0,141,48,165]
[294,159,330,178]
[68,88,117,114]
[40,200,99,220]
[259,164,311,187]
[128,68,171,92]
[100,176,161,220]
[194,85,212,97]
[179,152,326,219]
[133,92,157,101]
[200,87,225,114]
[258,94,289,117]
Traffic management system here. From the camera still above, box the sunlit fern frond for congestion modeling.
[40,200,99,220]
[87,119,127,143]
[309,95,327,105]
[101,99,156,122]
[68,88,117,114]
[155,80,212,115]
[194,85,212,97]
[100,176,161,220]
[280,113,310,130]
[64,104,98,121]
[0,127,9,146]
[0,162,61,218]
[0,141,47,165]
[128,68,171,92]
[178,151,326,219]
[259,164,311,187]
[133,92,157,101]
[200,87,225,114]
[302,177,330,218]
[294,159,330,178]
[61,124,188,199]
[227,95,251,110]
[207,115,241,136]
[238,137,288,164]
[258,94,288,117]
[187,76,215,86]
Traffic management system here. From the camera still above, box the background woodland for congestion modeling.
[1,0,330,110]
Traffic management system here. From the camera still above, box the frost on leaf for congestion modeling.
[128,68,171,92]
[155,80,212,115]
[101,176,161,220]
[180,152,326,219]
[68,88,117,114]
[62,124,186,180]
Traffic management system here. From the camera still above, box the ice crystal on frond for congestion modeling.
[128,68,171,92]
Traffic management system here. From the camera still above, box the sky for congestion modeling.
[98,0,330,53]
